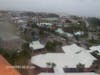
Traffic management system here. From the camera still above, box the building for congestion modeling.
[38,72,99,75]
[40,17,59,23]
[0,55,21,75]
[31,44,97,75]
[55,28,73,37]
[89,45,100,55]
[89,45,100,53]
[29,40,45,51]
[74,31,84,36]
[62,44,96,68]
[37,23,53,28]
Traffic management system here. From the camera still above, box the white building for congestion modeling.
[38,73,99,75]
[55,28,64,34]
[31,44,97,75]
[62,44,96,68]
[74,31,84,36]
[29,41,45,50]
[31,44,96,68]
[37,23,53,28]
[89,45,100,55]
[55,28,73,37]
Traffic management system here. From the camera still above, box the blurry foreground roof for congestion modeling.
[0,55,21,75]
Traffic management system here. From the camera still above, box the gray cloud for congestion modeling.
[0,0,100,17]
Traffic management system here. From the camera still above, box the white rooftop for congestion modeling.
[31,44,97,75]
[62,44,90,55]
[90,45,100,53]
[38,73,99,75]
[62,44,96,67]
[55,28,73,37]
[31,44,96,68]
[64,33,73,37]
[37,23,52,26]
[55,28,64,34]
[74,31,84,36]
[41,23,52,25]
[17,19,25,23]
[29,41,45,50]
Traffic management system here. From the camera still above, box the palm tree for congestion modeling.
[46,62,51,73]
[77,63,85,72]
[51,63,56,68]
[46,62,51,68]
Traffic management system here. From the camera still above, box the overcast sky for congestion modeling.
[0,0,100,17]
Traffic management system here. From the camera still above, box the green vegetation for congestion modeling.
[39,29,45,37]
[77,63,85,71]
[45,41,56,52]
[91,51,100,59]
[77,63,85,69]
[46,62,51,68]
[88,39,100,45]
[64,24,87,33]
[87,17,100,32]
[46,62,56,68]
[21,43,32,58]
[87,17,100,26]
[45,41,62,52]
[51,63,56,68]
[20,12,36,17]
[53,40,62,46]
[47,13,59,17]
[0,43,31,65]
[0,48,19,65]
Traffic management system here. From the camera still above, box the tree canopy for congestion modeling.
[87,17,100,26]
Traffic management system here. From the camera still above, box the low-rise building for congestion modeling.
[90,45,100,53]
[55,28,73,37]
[37,23,53,29]
[74,31,84,36]
[38,72,99,75]
[31,44,97,75]
[29,40,45,51]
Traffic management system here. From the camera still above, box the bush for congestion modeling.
[45,41,56,52]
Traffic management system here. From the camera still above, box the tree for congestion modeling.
[46,62,56,68]
[91,51,100,59]
[77,63,85,68]
[1,49,19,65]
[21,43,31,58]
[45,41,56,52]
[32,22,37,28]
[27,20,37,28]
[53,40,62,46]
[21,12,36,17]
[46,62,51,68]
[51,63,56,68]
[87,17,100,26]
[47,13,59,17]
[77,63,85,72]
[0,48,5,55]
[39,30,45,37]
